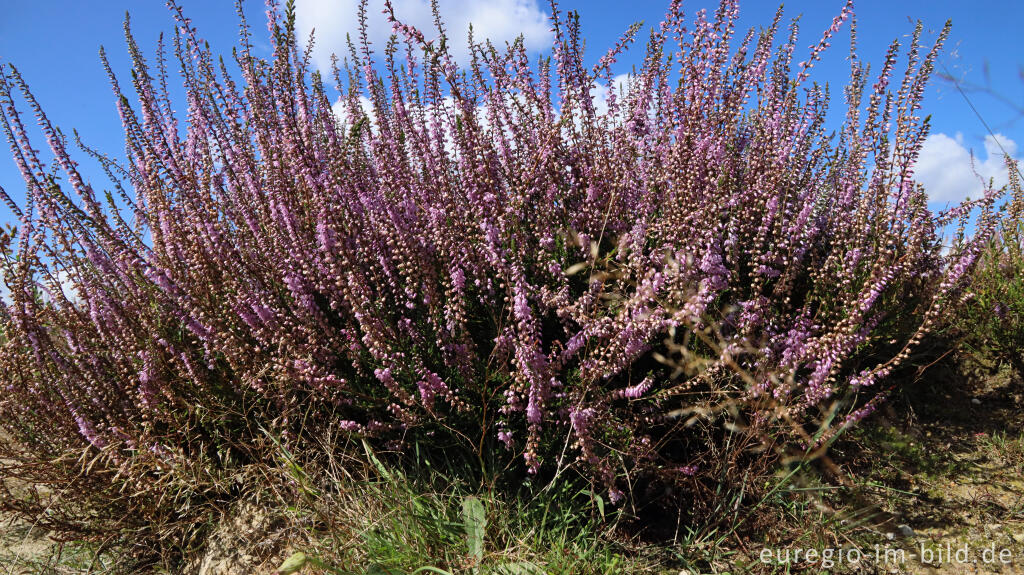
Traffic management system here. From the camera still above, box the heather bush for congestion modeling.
[0,0,1000,561]
[957,160,1024,376]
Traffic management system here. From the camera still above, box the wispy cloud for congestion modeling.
[331,95,376,126]
[590,73,632,117]
[915,132,1020,204]
[295,0,553,72]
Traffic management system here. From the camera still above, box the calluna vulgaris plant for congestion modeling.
[0,0,1002,559]
[958,159,1024,376]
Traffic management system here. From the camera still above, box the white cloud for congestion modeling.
[54,269,80,304]
[295,0,553,71]
[915,132,1021,203]
[331,95,376,127]
[590,73,632,117]
[0,270,78,307]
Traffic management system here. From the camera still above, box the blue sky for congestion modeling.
[1,0,1022,227]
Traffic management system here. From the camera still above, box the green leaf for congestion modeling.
[462,495,487,563]
[276,552,308,574]
[361,439,393,481]
[489,561,546,575]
